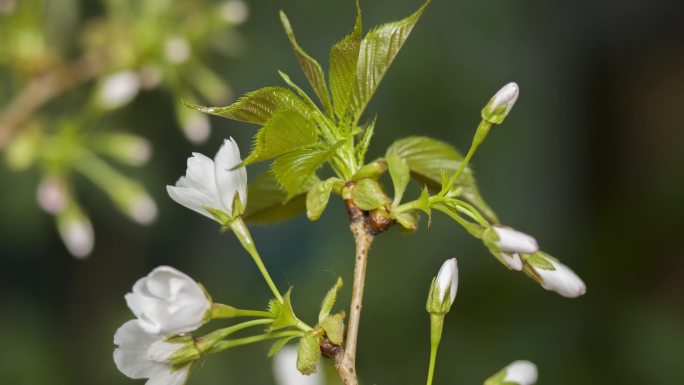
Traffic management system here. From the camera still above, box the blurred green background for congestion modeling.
[2,0,684,384]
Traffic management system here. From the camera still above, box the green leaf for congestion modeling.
[351,0,429,120]
[184,87,313,125]
[329,0,362,121]
[319,313,345,345]
[270,288,299,331]
[272,142,343,199]
[244,110,319,165]
[280,11,333,116]
[393,210,418,231]
[267,336,297,358]
[386,136,498,223]
[243,171,318,224]
[386,153,410,206]
[355,117,376,164]
[351,178,390,211]
[318,277,343,323]
[297,332,322,375]
[306,178,337,221]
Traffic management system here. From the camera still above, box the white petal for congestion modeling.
[113,320,165,379]
[273,346,324,385]
[503,360,538,385]
[435,258,458,304]
[147,340,183,363]
[535,260,586,298]
[184,153,219,198]
[214,137,247,213]
[492,226,539,254]
[166,185,215,220]
[502,253,523,271]
[490,82,519,117]
[146,365,190,385]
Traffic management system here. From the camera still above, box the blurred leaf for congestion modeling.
[184,87,313,125]
[244,171,318,224]
[280,11,333,116]
[351,0,428,120]
[329,0,362,122]
[244,110,318,165]
[386,136,498,223]
[318,277,343,323]
[352,178,390,211]
[386,153,410,205]
[306,178,336,221]
[272,142,343,199]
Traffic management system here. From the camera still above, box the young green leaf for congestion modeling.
[355,116,376,164]
[243,110,319,165]
[184,87,312,125]
[243,171,318,224]
[319,313,345,345]
[329,0,362,121]
[351,0,429,120]
[272,142,343,199]
[306,178,337,221]
[280,11,333,116]
[386,136,498,223]
[297,332,322,375]
[386,153,410,206]
[393,210,418,231]
[318,277,343,323]
[351,178,390,211]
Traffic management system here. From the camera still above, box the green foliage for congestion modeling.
[393,210,418,231]
[386,153,410,206]
[306,178,338,221]
[351,178,390,211]
[318,277,344,323]
[243,110,318,166]
[243,171,317,224]
[319,313,345,345]
[269,289,299,331]
[280,11,333,116]
[272,142,343,200]
[386,136,498,223]
[297,331,322,375]
[329,0,363,122]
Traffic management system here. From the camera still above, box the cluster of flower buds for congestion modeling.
[114,266,212,385]
[484,225,586,298]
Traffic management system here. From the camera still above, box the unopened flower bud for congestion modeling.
[481,82,519,124]
[128,193,158,225]
[530,258,586,298]
[485,360,538,385]
[484,225,538,254]
[165,37,191,64]
[37,176,69,214]
[178,108,211,144]
[57,206,94,258]
[221,0,249,25]
[426,258,458,315]
[97,71,141,110]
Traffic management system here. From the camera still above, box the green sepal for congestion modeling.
[351,178,390,211]
[318,277,344,323]
[525,251,556,271]
[269,288,299,331]
[279,11,333,116]
[392,210,418,232]
[267,336,297,358]
[352,159,387,181]
[319,313,345,345]
[306,178,338,221]
[481,102,509,125]
[483,369,509,385]
[425,277,453,315]
[386,153,410,206]
[243,110,319,166]
[386,136,498,223]
[243,171,318,224]
[166,338,201,366]
[205,206,233,226]
[184,87,313,125]
[297,331,322,375]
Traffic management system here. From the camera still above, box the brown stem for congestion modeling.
[0,51,110,149]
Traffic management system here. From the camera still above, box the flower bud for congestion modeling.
[426,258,458,315]
[165,37,191,64]
[94,132,152,166]
[57,205,94,258]
[484,226,538,254]
[485,360,538,385]
[125,266,212,334]
[97,71,141,110]
[128,193,158,225]
[220,0,249,25]
[37,176,69,214]
[481,82,519,124]
[531,258,586,298]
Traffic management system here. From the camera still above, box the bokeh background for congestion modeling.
[2,0,683,384]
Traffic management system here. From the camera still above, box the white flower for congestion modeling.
[491,226,539,254]
[221,0,249,25]
[180,111,211,144]
[128,193,158,225]
[98,71,141,110]
[165,37,191,64]
[114,320,191,385]
[273,346,324,385]
[533,259,586,298]
[503,360,538,385]
[125,266,211,334]
[167,138,247,221]
[435,258,458,305]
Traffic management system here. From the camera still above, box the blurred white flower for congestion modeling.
[128,193,158,225]
[503,360,538,385]
[0,0,16,14]
[167,138,247,222]
[491,226,538,254]
[37,176,69,214]
[273,346,324,385]
[98,71,141,110]
[125,266,211,334]
[180,111,211,144]
[165,37,191,64]
[114,320,190,385]
[57,207,94,258]
[533,259,586,298]
[221,0,249,25]
[435,258,458,305]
